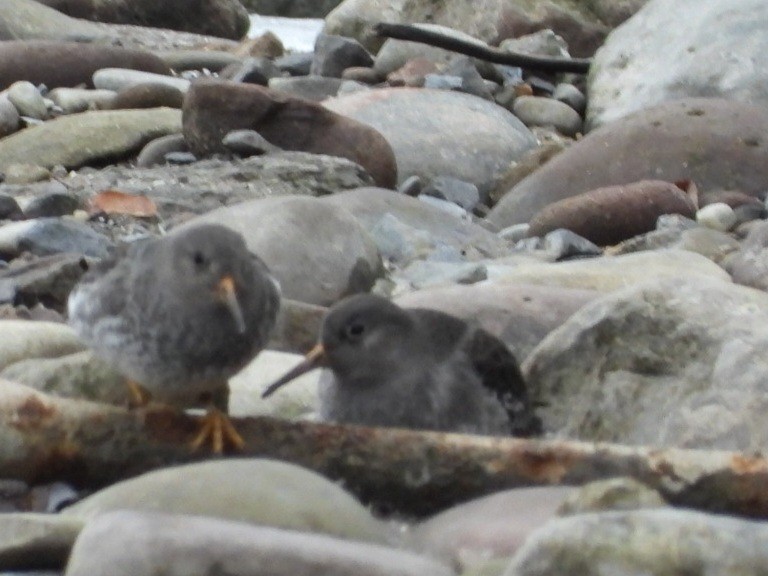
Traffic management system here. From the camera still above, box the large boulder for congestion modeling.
[177,195,383,307]
[0,0,102,42]
[488,99,768,228]
[524,277,768,451]
[34,0,250,40]
[506,509,768,576]
[324,88,536,194]
[588,0,768,129]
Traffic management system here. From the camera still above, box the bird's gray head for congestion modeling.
[261,293,413,398]
[319,294,414,384]
[164,224,274,334]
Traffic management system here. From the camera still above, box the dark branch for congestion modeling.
[374,22,592,74]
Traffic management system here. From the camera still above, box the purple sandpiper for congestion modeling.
[68,223,280,452]
[262,293,539,436]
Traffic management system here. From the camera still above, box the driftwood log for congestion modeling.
[2,380,767,517]
[374,22,592,74]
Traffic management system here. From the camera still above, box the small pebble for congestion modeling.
[696,202,737,232]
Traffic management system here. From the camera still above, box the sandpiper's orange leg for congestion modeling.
[190,407,245,454]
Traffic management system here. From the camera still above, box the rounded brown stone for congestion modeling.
[182,79,397,188]
[0,41,170,91]
[527,180,698,246]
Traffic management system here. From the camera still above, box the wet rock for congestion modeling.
[696,202,737,232]
[540,229,602,260]
[0,218,112,259]
[2,164,51,185]
[183,79,397,189]
[269,76,344,102]
[488,99,768,228]
[321,187,509,264]
[0,41,170,91]
[134,133,189,168]
[1,350,126,405]
[505,508,768,576]
[0,108,181,171]
[552,82,586,114]
[421,176,481,212]
[407,487,573,573]
[524,276,768,450]
[324,87,536,193]
[7,81,48,120]
[311,34,374,78]
[23,194,80,219]
[92,69,189,94]
[63,459,392,544]
[512,96,582,137]
[0,320,84,372]
[46,88,117,114]
[0,513,83,571]
[588,0,768,129]
[558,478,667,515]
[65,510,448,576]
[395,282,598,361]
[222,130,282,156]
[0,94,20,138]
[0,194,22,219]
[488,249,729,293]
[0,0,103,42]
[180,195,382,306]
[724,220,768,291]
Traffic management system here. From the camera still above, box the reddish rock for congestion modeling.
[0,41,170,91]
[182,79,397,189]
[527,180,698,246]
[488,99,768,228]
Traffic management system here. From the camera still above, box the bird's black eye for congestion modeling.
[344,322,365,341]
[192,251,207,268]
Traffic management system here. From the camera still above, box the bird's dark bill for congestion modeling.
[261,343,326,398]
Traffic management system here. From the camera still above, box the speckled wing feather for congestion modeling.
[466,327,541,436]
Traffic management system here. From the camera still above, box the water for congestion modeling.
[248,15,324,53]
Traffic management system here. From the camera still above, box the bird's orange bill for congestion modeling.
[261,343,326,398]
[216,275,247,334]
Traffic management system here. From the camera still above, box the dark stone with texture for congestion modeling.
[183,79,397,188]
[0,41,170,91]
[23,193,80,219]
